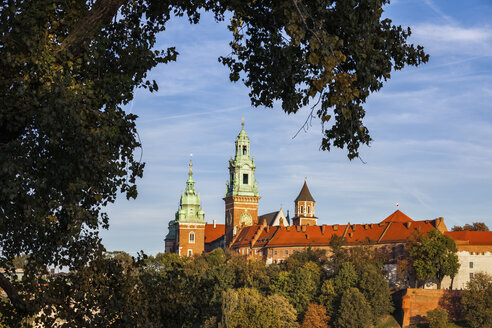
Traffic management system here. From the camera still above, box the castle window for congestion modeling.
[274,250,277,255]
[242,145,247,155]
[300,205,304,214]
[469,262,473,269]
[187,249,193,257]
[189,231,195,243]
[470,273,474,279]
[307,205,311,214]
[243,174,248,184]
[285,250,288,255]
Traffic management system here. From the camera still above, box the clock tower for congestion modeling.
[224,120,260,246]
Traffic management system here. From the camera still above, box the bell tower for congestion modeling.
[224,120,260,246]
[168,157,206,256]
[292,180,317,226]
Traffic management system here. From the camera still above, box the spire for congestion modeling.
[295,180,315,202]
[226,119,259,197]
[176,155,205,223]
[186,154,195,194]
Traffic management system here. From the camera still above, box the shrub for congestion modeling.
[427,308,448,328]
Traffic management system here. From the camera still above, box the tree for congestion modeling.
[462,272,492,328]
[301,303,331,328]
[1,0,428,322]
[408,229,460,289]
[452,222,489,231]
[427,308,448,328]
[221,288,298,328]
[335,287,372,328]
[357,264,393,323]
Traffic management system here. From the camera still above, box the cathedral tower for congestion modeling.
[224,120,260,246]
[292,180,317,226]
[165,158,206,256]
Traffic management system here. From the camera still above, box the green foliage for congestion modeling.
[409,229,460,288]
[427,308,448,328]
[336,287,372,328]
[462,272,492,328]
[221,288,298,328]
[358,264,394,322]
[452,222,489,231]
[220,0,428,159]
[0,0,427,323]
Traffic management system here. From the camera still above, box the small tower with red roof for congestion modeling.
[292,180,317,226]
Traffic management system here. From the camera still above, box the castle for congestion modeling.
[165,121,492,290]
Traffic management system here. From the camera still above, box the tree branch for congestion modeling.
[0,271,30,316]
[57,0,127,56]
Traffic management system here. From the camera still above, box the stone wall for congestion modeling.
[401,289,462,327]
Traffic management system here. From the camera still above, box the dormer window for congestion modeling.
[242,145,247,155]
[243,174,248,184]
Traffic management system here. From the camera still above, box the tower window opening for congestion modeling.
[307,205,311,214]
[242,145,247,155]
[300,205,304,214]
[243,174,248,184]
[189,231,195,243]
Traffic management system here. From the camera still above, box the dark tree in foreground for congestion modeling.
[1,0,427,324]
[462,272,492,328]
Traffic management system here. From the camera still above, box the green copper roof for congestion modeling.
[175,159,205,223]
[226,121,259,197]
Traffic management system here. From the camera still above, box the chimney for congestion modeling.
[352,225,356,231]
[321,225,326,235]
[333,224,339,231]
[266,226,270,233]
[369,224,373,229]
[287,226,291,232]
[363,224,368,230]
[213,219,216,228]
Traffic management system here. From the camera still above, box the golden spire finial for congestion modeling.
[189,153,193,175]
[241,117,245,127]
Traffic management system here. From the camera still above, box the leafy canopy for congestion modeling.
[0,0,427,323]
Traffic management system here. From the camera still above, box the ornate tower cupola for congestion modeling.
[224,119,261,246]
[168,157,206,256]
[292,180,317,226]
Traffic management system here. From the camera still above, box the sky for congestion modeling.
[100,0,492,255]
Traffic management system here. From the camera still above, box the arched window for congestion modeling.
[242,145,247,155]
[300,205,304,214]
[189,231,195,243]
[187,249,193,257]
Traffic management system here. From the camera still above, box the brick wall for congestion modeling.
[401,289,462,327]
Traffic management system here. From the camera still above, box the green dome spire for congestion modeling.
[225,119,259,197]
[176,155,205,223]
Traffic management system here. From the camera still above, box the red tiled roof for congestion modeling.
[444,231,492,245]
[380,221,437,243]
[229,218,447,249]
[205,223,225,244]
[380,210,414,223]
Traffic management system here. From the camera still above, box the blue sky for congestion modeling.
[100,0,492,255]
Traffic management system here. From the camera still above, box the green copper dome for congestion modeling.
[175,159,206,223]
[226,121,259,197]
